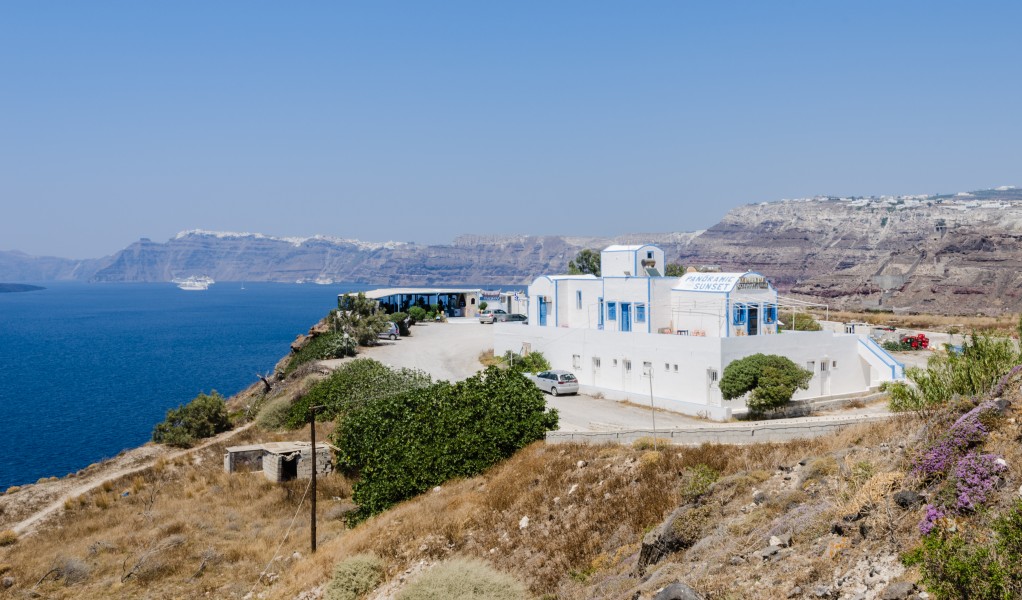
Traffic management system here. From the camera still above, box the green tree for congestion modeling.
[719,354,812,412]
[664,262,686,277]
[336,293,392,346]
[152,391,232,448]
[568,249,601,276]
[332,366,558,519]
[778,312,822,332]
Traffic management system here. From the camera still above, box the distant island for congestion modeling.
[0,283,44,293]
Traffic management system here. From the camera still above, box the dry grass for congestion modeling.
[477,349,503,368]
[0,422,348,599]
[824,309,1019,334]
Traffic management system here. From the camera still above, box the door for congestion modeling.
[620,303,632,332]
[748,305,759,336]
[538,297,548,326]
[597,297,604,330]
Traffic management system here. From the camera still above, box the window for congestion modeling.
[806,360,815,372]
[624,360,632,373]
[732,303,747,325]
[832,360,838,369]
[576,290,582,310]
[646,251,653,259]
[764,304,778,324]
[665,362,670,371]
[612,359,618,367]
[707,368,718,383]
[635,303,646,323]
[608,302,617,321]
[673,364,679,372]
[593,357,601,369]
[572,354,581,369]
[821,361,828,372]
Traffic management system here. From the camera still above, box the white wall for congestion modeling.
[529,278,556,327]
[555,279,603,328]
[495,327,881,421]
[601,245,666,277]
[602,277,655,334]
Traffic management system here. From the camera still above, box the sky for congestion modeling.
[2,2,1021,258]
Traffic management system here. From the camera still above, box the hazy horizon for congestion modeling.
[3,2,1021,258]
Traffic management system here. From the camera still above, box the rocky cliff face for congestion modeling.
[7,188,1022,315]
[680,190,1022,315]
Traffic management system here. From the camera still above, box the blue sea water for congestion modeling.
[0,282,367,490]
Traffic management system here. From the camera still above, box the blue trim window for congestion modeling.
[764,304,777,324]
[576,290,582,309]
[732,303,747,326]
[608,302,617,321]
[635,303,646,323]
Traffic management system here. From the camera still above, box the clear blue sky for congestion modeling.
[2,2,1020,258]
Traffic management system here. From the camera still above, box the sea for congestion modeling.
[0,281,370,490]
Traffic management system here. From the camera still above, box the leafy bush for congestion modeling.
[907,500,1022,598]
[903,334,1020,408]
[719,354,812,412]
[285,331,357,375]
[286,359,432,429]
[396,558,527,600]
[326,553,385,600]
[478,301,488,312]
[778,312,822,332]
[679,464,719,500]
[333,366,558,519]
[501,350,550,374]
[256,396,293,430]
[337,293,392,346]
[152,391,231,448]
[390,312,411,336]
[408,306,427,322]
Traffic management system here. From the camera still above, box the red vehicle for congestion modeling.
[899,333,930,349]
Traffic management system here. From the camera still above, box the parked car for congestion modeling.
[503,313,528,324]
[526,370,579,396]
[377,322,399,341]
[478,308,508,324]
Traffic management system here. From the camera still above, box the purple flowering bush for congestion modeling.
[951,452,1008,512]
[919,504,946,536]
[989,363,1022,400]
[913,400,998,480]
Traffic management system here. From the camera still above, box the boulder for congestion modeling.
[893,490,923,509]
[653,582,706,600]
[880,582,916,599]
[636,504,708,574]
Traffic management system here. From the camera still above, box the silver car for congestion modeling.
[478,308,508,324]
[526,370,579,396]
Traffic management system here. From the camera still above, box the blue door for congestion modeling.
[598,298,604,329]
[539,297,548,326]
[620,302,631,332]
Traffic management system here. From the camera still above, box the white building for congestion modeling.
[496,244,903,420]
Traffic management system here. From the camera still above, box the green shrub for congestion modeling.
[720,354,813,412]
[334,366,558,519]
[408,306,427,322]
[478,301,488,312]
[905,499,1022,599]
[680,464,719,500]
[152,391,231,448]
[256,396,293,430]
[904,334,1020,409]
[396,558,526,600]
[326,553,385,600]
[337,293,392,346]
[285,331,357,375]
[286,359,431,429]
[778,313,822,332]
[501,350,550,374]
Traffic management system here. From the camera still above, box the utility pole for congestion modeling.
[644,365,658,450]
[308,405,325,553]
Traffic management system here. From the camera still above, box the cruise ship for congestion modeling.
[173,275,215,291]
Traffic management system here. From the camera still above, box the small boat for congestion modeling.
[313,277,334,285]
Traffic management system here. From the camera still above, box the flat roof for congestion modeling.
[358,288,482,300]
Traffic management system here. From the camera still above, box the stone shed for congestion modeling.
[223,441,334,483]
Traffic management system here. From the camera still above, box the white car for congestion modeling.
[478,309,508,324]
[526,370,579,396]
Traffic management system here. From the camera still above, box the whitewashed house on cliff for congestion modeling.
[495,244,903,420]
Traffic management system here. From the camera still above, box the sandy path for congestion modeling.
[5,423,253,537]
